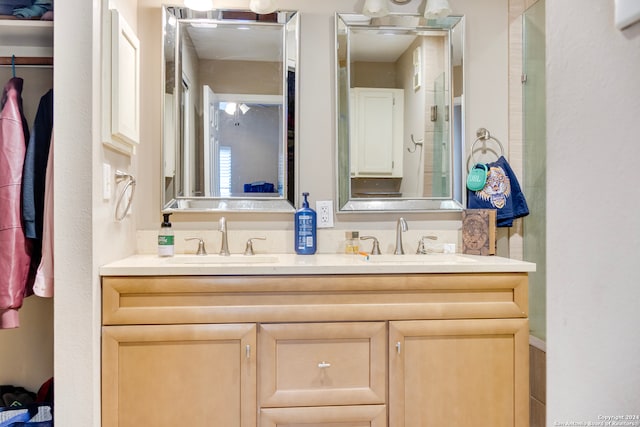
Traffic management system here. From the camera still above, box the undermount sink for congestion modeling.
[166,255,279,265]
[361,254,478,264]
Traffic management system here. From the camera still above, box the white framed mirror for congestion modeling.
[162,6,299,212]
[336,13,465,212]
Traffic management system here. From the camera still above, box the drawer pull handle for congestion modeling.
[318,361,331,369]
[396,341,401,354]
[246,345,251,359]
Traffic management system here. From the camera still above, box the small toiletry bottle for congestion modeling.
[158,213,174,257]
[294,192,317,255]
[345,231,359,254]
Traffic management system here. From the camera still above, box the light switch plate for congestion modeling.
[316,200,334,228]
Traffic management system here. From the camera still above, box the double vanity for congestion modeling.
[100,253,534,427]
[101,3,534,426]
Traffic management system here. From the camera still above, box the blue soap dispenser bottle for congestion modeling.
[295,192,317,255]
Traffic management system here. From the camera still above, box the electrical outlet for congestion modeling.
[316,200,334,228]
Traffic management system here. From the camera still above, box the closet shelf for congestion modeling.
[0,18,53,56]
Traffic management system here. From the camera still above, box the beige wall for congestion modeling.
[546,0,640,423]
[202,60,282,95]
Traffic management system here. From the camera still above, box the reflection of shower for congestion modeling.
[432,72,449,197]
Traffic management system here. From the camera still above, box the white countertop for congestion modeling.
[100,253,536,276]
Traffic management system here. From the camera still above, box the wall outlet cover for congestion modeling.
[316,200,334,228]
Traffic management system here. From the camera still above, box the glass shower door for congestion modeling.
[523,0,546,341]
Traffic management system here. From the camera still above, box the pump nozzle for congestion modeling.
[162,213,172,227]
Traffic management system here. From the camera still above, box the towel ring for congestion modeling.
[115,171,136,221]
[470,127,505,165]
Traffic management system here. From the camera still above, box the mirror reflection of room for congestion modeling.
[349,26,452,199]
[162,7,298,211]
[336,13,464,211]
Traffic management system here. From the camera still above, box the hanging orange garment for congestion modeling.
[0,77,32,328]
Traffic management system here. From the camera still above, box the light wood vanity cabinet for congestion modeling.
[102,273,529,427]
[102,323,256,427]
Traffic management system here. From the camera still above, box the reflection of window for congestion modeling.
[219,146,231,197]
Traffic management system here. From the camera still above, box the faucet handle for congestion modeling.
[185,238,208,255]
[416,235,438,254]
[244,237,266,256]
[360,236,381,255]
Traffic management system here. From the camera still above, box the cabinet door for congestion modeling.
[261,405,386,427]
[350,88,404,177]
[389,319,529,427]
[102,323,256,427]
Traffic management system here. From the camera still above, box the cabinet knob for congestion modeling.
[246,345,251,359]
[318,361,331,369]
[396,341,401,354]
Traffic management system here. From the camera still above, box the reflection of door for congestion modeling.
[350,88,404,177]
[203,85,219,196]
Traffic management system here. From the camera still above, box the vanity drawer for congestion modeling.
[259,322,386,408]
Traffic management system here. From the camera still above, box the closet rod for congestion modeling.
[0,56,53,67]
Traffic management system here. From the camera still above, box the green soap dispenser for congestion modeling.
[158,213,174,257]
[294,192,317,255]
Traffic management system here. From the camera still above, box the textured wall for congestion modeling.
[546,1,640,423]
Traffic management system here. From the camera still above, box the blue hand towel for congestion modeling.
[467,156,529,227]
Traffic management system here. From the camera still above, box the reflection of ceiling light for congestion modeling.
[184,0,215,12]
[222,102,250,115]
[224,102,237,115]
[361,0,452,19]
[362,0,389,17]
[424,0,452,19]
[249,0,276,14]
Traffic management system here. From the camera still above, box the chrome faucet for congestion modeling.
[185,238,208,255]
[394,217,408,255]
[416,235,438,254]
[218,217,230,256]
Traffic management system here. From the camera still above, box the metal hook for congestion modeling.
[407,134,424,153]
